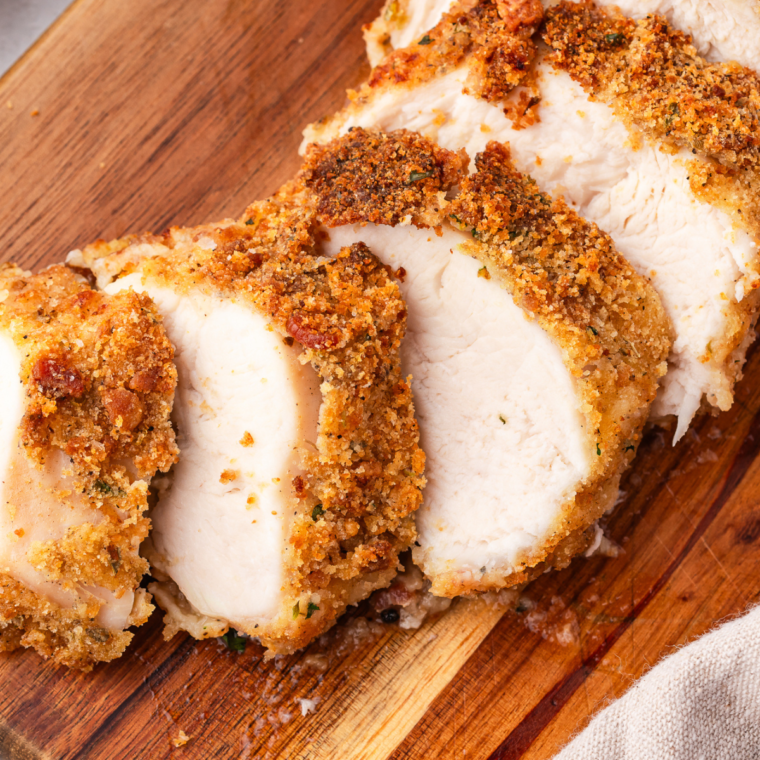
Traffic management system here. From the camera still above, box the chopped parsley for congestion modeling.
[94,480,112,494]
[596,443,601,456]
[244,218,254,225]
[292,602,320,620]
[604,32,624,45]
[221,628,247,652]
[471,228,480,239]
[587,325,598,336]
[408,169,433,183]
[498,415,506,425]
[311,504,324,521]
[418,34,432,45]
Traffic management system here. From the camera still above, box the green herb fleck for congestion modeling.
[498,415,506,425]
[449,214,461,225]
[508,230,518,241]
[471,228,480,239]
[311,504,324,521]
[596,443,601,456]
[306,603,320,619]
[408,169,433,183]
[587,325,598,336]
[418,34,432,45]
[604,32,624,45]
[624,444,635,452]
[292,602,301,620]
[94,480,112,495]
[245,218,254,225]
[221,628,247,652]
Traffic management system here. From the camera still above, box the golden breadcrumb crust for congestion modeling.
[0,264,177,669]
[543,1,760,411]
[302,127,467,228]
[307,0,543,145]
[72,189,424,655]
[543,3,760,175]
[300,128,672,596]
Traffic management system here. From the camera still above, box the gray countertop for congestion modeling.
[1,0,72,76]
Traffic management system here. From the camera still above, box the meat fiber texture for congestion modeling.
[309,0,760,442]
[296,127,671,596]
[0,264,178,669]
[68,191,424,655]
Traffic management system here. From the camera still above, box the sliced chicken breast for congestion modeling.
[68,193,424,654]
[0,264,177,669]
[308,0,760,441]
[297,128,671,595]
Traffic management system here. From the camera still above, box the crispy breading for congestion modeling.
[310,0,543,144]
[543,3,760,173]
[300,128,672,595]
[301,128,466,228]
[0,264,177,669]
[71,190,425,654]
[542,2,760,244]
[542,0,760,413]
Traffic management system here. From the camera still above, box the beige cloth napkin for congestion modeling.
[553,606,760,759]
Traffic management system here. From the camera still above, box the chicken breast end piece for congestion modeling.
[0,263,178,669]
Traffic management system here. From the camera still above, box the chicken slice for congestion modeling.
[297,128,671,595]
[307,0,760,441]
[68,195,424,654]
[0,264,177,669]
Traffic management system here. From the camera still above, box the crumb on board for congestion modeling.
[298,697,319,716]
[172,730,191,748]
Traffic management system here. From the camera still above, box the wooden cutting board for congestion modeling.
[2,1,760,758]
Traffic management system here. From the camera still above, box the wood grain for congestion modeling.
[1,1,760,759]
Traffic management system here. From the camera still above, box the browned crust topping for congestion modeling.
[304,129,672,596]
[308,0,544,144]
[300,128,466,228]
[544,3,760,169]
[450,141,669,393]
[543,2,760,242]
[74,190,424,654]
[0,576,153,670]
[369,0,541,101]
[0,264,177,669]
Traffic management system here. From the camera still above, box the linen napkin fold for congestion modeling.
[553,606,760,760]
